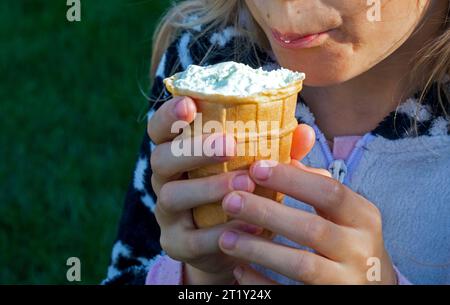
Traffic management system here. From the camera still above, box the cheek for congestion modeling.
[245,0,271,24]
[269,19,417,86]
[248,0,422,86]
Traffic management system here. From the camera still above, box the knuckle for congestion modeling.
[150,146,162,171]
[304,218,330,244]
[255,201,271,227]
[150,145,170,177]
[154,204,171,228]
[147,118,160,144]
[292,253,316,282]
[147,121,154,142]
[323,179,346,206]
[354,242,376,263]
[159,235,171,254]
[186,234,201,259]
[151,174,160,196]
[154,205,163,223]
[208,174,231,195]
[161,232,190,262]
[157,183,174,213]
[242,241,261,261]
[363,201,382,230]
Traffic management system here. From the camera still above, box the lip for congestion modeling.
[271,29,332,49]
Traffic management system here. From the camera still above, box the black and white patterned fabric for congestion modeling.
[102,23,449,285]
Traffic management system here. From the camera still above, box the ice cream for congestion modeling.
[170,61,305,97]
[164,61,305,238]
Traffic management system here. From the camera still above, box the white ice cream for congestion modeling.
[171,61,305,97]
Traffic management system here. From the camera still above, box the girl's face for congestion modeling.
[245,0,433,86]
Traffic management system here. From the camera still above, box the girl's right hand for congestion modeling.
[148,96,261,284]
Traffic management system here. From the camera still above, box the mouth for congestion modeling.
[271,29,334,49]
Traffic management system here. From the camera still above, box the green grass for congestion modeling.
[0,0,173,284]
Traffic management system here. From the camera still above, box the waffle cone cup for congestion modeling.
[164,76,303,239]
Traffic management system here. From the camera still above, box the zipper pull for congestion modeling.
[328,159,347,183]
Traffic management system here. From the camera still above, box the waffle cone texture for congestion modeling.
[164,76,303,238]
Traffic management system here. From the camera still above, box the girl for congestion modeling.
[104,0,450,285]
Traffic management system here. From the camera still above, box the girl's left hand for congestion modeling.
[218,125,397,285]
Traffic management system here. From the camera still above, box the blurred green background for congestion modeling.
[0,0,172,284]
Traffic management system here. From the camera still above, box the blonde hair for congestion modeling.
[150,0,449,114]
[150,1,267,76]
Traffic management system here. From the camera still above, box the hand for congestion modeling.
[218,126,397,285]
[148,96,263,284]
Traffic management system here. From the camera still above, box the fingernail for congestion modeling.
[173,97,189,119]
[232,174,254,191]
[221,231,239,249]
[223,193,243,214]
[233,266,244,280]
[251,160,277,180]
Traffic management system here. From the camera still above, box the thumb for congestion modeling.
[290,124,316,161]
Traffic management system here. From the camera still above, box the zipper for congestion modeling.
[311,124,375,185]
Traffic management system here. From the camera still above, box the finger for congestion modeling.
[291,159,332,178]
[148,96,197,144]
[151,172,185,197]
[233,265,279,285]
[219,231,340,284]
[158,171,255,214]
[189,220,264,256]
[154,202,194,229]
[249,160,372,226]
[290,124,316,161]
[222,191,349,260]
[151,133,235,179]
[163,220,263,261]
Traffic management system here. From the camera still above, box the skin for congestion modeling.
[149,96,327,284]
[149,1,448,284]
[246,0,447,138]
